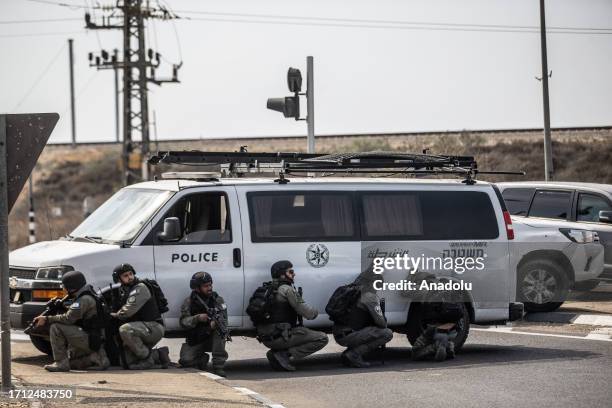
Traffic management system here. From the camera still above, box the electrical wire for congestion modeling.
[174,9,612,33]
[180,15,612,35]
[11,43,67,112]
[0,31,84,38]
[25,0,88,9]
[0,18,82,24]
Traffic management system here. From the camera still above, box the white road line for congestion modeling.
[572,314,612,327]
[473,327,612,342]
[233,386,286,408]
[199,372,224,381]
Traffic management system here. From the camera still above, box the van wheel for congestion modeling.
[406,303,470,352]
[30,335,53,356]
[518,259,568,313]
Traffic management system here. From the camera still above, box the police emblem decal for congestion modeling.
[306,244,329,268]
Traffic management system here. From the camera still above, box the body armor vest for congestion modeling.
[120,281,162,323]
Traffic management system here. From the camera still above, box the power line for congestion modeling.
[0,31,84,38]
[0,18,81,24]
[174,9,612,34]
[179,15,612,35]
[11,43,66,111]
[25,0,87,9]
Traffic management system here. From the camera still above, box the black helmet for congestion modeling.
[112,263,136,283]
[61,270,87,292]
[271,260,293,279]
[190,271,212,289]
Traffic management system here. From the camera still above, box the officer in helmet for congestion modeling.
[178,271,228,377]
[257,260,328,371]
[33,270,110,372]
[110,263,170,370]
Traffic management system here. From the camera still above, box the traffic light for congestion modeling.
[267,67,302,121]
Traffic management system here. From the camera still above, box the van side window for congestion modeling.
[528,190,571,220]
[160,192,231,244]
[248,192,356,242]
[360,191,499,240]
[577,193,612,222]
[501,188,535,216]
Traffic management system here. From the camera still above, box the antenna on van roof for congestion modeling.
[148,150,525,184]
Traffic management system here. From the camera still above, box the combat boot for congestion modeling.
[212,366,227,377]
[156,346,170,369]
[412,343,436,361]
[433,331,449,362]
[266,350,296,371]
[344,350,371,368]
[44,359,70,372]
[89,348,111,370]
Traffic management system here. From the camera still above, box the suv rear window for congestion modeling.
[248,192,356,242]
[501,188,535,216]
[528,190,572,220]
[360,191,499,240]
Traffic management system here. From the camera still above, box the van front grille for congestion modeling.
[9,268,37,279]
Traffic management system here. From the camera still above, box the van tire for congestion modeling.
[406,302,470,352]
[30,335,53,356]
[518,259,568,313]
[573,280,600,292]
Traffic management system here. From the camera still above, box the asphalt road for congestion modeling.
[161,329,612,408]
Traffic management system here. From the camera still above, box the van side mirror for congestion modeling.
[157,217,181,242]
[599,210,612,224]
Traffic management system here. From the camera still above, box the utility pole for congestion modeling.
[68,38,76,148]
[539,0,554,181]
[306,56,315,153]
[113,48,120,143]
[85,1,182,185]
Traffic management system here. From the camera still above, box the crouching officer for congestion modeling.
[110,263,170,369]
[33,270,110,372]
[257,260,328,371]
[178,271,229,377]
[332,268,393,368]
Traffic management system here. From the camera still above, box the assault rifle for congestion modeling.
[193,294,232,342]
[24,295,69,335]
[297,287,304,327]
[106,284,129,369]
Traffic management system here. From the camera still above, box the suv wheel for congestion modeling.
[573,280,600,292]
[406,302,470,352]
[29,335,53,355]
[518,259,568,313]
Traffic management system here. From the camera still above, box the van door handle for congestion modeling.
[233,248,241,268]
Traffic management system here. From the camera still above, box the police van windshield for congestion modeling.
[70,188,174,244]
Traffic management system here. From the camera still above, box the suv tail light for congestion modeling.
[503,210,514,240]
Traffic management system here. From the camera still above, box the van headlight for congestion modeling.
[560,229,599,244]
[35,266,74,280]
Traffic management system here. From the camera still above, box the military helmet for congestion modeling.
[190,271,213,289]
[61,270,87,292]
[112,263,136,283]
[271,260,293,279]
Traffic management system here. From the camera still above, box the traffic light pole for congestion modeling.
[306,56,315,154]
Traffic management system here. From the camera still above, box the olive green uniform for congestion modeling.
[115,282,165,369]
[178,293,228,369]
[47,285,108,370]
[257,283,328,360]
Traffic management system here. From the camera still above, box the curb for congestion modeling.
[524,312,612,327]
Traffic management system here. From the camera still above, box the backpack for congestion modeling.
[141,279,170,314]
[325,283,362,323]
[246,281,278,325]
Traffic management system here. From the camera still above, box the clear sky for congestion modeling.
[1,0,611,144]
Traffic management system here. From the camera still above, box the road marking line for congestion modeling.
[473,327,612,342]
[233,386,286,408]
[199,372,224,381]
[571,314,612,327]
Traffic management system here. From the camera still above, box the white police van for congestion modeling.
[9,151,530,354]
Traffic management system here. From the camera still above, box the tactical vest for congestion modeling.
[120,281,162,323]
[268,283,298,327]
[74,286,101,332]
[343,303,375,331]
[185,291,218,346]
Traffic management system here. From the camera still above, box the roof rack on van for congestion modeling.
[148,150,524,184]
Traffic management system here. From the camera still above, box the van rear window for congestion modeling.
[248,192,357,242]
[360,191,499,240]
